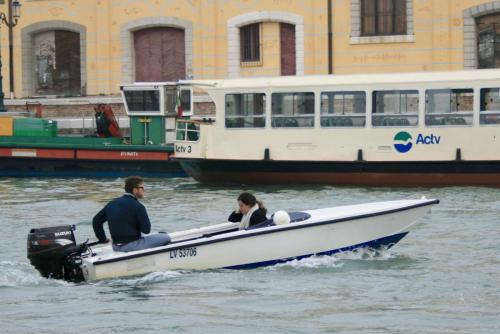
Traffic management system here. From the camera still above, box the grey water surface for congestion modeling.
[0,177,498,334]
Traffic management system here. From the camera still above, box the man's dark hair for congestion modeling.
[124,176,144,193]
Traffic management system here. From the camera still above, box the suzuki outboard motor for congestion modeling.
[27,225,86,282]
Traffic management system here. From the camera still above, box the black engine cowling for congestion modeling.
[27,225,85,282]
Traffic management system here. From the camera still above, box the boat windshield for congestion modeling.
[123,89,160,114]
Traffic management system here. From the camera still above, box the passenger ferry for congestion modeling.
[174,69,500,186]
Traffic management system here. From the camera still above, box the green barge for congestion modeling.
[0,83,192,177]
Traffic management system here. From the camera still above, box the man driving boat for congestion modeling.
[92,176,170,252]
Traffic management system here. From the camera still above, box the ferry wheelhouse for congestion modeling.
[174,69,500,186]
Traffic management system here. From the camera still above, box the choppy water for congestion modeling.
[0,178,499,333]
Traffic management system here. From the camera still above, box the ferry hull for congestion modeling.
[0,156,185,178]
[178,158,500,187]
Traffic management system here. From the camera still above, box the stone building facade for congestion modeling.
[1,0,500,116]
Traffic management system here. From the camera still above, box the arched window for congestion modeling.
[463,2,500,69]
[33,30,81,96]
[477,13,500,69]
[228,11,304,78]
[239,22,296,75]
[134,27,186,82]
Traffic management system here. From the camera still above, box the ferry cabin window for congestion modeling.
[164,87,177,115]
[320,91,366,127]
[176,121,199,141]
[425,89,473,126]
[124,90,160,113]
[480,88,500,125]
[271,92,314,128]
[372,90,418,127]
[361,0,407,36]
[225,93,266,128]
[180,89,192,115]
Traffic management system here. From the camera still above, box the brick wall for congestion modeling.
[5,97,214,118]
[194,102,216,116]
[6,102,126,118]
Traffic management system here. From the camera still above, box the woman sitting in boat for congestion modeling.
[228,192,268,230]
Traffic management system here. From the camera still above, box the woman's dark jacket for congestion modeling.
[228,209,267,228]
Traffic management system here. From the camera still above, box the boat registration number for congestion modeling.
[169,247,197,259]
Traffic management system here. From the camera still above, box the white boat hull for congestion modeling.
[78,198,437,281]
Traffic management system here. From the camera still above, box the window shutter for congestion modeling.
[394,0,407,34]
[240,23,260,62]
[280,23,296,75]
[361,0,376,36]
[377,0,393,35]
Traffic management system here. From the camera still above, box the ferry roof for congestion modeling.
[121,81,177,87]
[180,69,500,90]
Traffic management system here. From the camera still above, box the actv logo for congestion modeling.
[393,131,441,153]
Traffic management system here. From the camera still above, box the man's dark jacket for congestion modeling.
[93,193,151,244]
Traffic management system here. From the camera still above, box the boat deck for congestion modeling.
[0,136,173,152]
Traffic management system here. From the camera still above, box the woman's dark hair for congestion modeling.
[124,176,144,193]
[238,192,267,214]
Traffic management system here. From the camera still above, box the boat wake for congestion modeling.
[269,247,395,270]
[94,270,186,287]
[272,255,345,269]
[0,261,71,287]
[334,246,396,261]
[6,248,400,287]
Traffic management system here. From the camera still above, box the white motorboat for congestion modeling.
[27,198,438,282]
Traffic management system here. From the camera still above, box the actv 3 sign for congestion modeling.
[393,131,441,153]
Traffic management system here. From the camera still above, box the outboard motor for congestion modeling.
[27,225,86,282]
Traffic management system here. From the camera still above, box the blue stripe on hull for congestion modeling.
[223,232,408,270]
